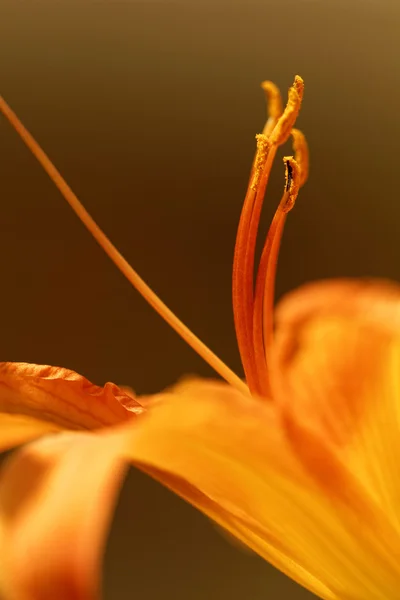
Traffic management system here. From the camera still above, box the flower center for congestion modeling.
[0,77,308,398]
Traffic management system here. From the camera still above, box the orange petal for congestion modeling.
[274,279,400,522]
[125,379,400,599]
[1,372,399,599]
[0,429,130,600]
[0,362,142,451]
[0,414,61,451]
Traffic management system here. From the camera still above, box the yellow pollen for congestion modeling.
[250,134,270,192]
[269,76,304,146]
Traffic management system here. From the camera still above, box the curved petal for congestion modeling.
[0,362,142,452]
[0,429,130,600]
[1,372,399,599]
[125,379,400,600]
[274,279,400,525]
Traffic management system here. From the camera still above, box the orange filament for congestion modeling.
[252,157,301,396]
[0,95,248,396]
[232,135,274,394]
[232,77,306,398]
[231,81,284,396]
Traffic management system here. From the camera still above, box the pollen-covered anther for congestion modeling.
[250,133,271,191]
[282,156,300,213]
[269,76,304,147]
[293,75,305,101]
[291,128,309,187]
[260,81,283,120]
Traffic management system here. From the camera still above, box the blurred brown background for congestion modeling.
[0,0,399,598]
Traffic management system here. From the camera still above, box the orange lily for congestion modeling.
[0,77,399,600]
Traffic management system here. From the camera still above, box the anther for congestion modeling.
[291,128,309,187]
[250,134,271,191]
[260,81,283,121]
[269,76,304,146]
[282,156,300,212]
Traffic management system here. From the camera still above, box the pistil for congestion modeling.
[0,95,248,395]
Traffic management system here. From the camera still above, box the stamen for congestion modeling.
[283,156,301,212]
[232,135,272,395]
[291,128,309,187]
[232,76,304,397]
[269,76,304,146]
[250,134,270,192]
[260,81,283,134]
[246,82,282,186]
[0,95,249,395]
[253,157,301,396]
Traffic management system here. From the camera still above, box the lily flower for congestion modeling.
[0,77,399,600]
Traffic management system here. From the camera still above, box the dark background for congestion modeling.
[1,1,399,598]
